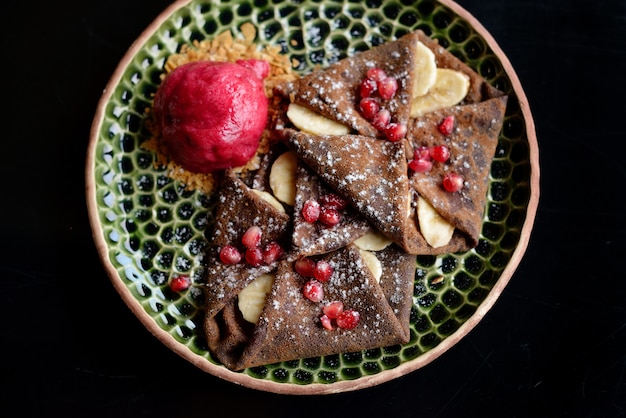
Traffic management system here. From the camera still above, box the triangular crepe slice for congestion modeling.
[292,162,371,256]
[406,96,508,250]
[280,128,419,254]
[276,31,420,137]
[232,244,409,370]
[203,170,292,319]
[415,30,505,105]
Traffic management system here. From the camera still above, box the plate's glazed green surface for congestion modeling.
[90,0,532,387]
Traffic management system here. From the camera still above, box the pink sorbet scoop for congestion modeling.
[153,59,270,173]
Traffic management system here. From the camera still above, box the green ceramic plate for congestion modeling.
[86,0,539,394]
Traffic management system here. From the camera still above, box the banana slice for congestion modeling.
[412,41,437,97]
[238,273,275,324]
[286,103,350,136]
[358,249,382,283]
[251,189,286,213]
[269,150,298,206]
[416,196,455,248]
[354,229,393,251]
[410,68,470,117]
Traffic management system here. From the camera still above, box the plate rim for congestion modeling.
[85,0,540,395]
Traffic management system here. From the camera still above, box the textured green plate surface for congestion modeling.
[86,0,538,394]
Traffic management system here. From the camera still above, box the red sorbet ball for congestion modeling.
[153,60,269,173]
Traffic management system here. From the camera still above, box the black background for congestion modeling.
[1,0,625,416]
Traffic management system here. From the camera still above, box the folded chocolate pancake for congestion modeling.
[207,244,411,371]
[204,170,292,319]
[280,128,422,254]
[292,162,371,256]
[406,96,508,250]
[415,30,505,104]
[276,31,420,137]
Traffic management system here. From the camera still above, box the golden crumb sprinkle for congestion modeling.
[143,23,298,195]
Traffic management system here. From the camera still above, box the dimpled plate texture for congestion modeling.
[87,0,537,393]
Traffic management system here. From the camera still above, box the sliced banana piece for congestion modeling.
[286,103,350,136]
[251,189,286,213]
[238,273,275,324]
[358,249,382,283]
[269,150,298,206]
[354,229,393,251]
[410,68,470,117]
[416,196,455,248]
[412,41,437,97]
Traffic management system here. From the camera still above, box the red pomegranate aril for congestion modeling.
[262,241,284,264]
[384,122,407,142]
[408,158,433,173]
[320,314,334,330]
[219,245,242,264]
[430,144,450,162]
[303,279,324,303]
[359,97,380,120]
[319,206,341,227]
[414,146,431,161]
[323,300,344,319]
[314,260,334,282]
[371,108,391,131]
[367,67,387,82]
[302,199,321,223]
[359,78,377,98]
[438,115,455,136]
[245,247,264,266]
[170,275,191,292]
[319,193,348,211]
[336,309,360,330]
[241,226,262,250]
[378,76,398,100]
[295,258,316,277]
[442,172,464,192]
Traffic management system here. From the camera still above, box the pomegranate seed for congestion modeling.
[378,76,398,100]
[323,300,344,319]
[170,275,190,292]
[359,97,380,120]
[303,279,324,302]
[430,145,450,162]
[438,115,455,136]
[442,172,464,192]
[359,78,377,98]
[313,260,334,282]
[319,193,348,211]
[367,67,387,82]
[241,226,262,250]
[295,258,316,277]
[302,199,321,223]
[245,247,264,266]
[320,314,334,330]
[219,245,242,264]
[384,122,407,142]
[262,241,284,264]
[336,309,360,330]
[408,158,433,173]
[371,109,391,131]
[319,206,341,227]
[414,146,431,161]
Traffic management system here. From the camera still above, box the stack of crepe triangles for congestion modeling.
[202,29,508,370]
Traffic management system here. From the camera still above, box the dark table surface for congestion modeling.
[1,0,625,416]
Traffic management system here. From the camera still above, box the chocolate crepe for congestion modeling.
[280,128,421,254]
[205,244,415,370]
[203,170,292,319]
[406,96,508,250]
[276,31,420,137]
